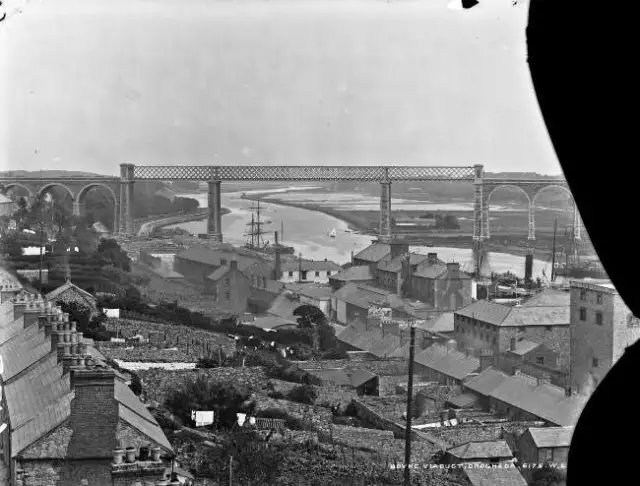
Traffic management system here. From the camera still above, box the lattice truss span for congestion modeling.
[133,165,476,181]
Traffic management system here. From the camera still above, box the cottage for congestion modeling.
[45,280,98,316]
[444,440,514,465]
[328,265,375,291]
[278,258,342,284]
[413,342,483,386]
[517,426,573,479]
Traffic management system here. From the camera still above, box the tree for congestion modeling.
[287,384,317,405]
[129,374,143,396]
[293,304,328,355]
[96,238,131,272]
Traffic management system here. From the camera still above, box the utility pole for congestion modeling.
[403,319,416,486]
[298,252,302,283]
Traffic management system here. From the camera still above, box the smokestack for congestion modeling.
[69,366,119,458]
[274,231,282,280]
[525,252,533,283]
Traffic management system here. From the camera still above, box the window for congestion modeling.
[301,271,308,280]
[596,292,603,304]
[224,289,230,300]
[262,277,267,288]
[288,271,294,277]
[536,356,544,365]
[580,290,587,301]
[493,337,497,345]
[596,312,603,325]
[592,357,599,367]
[543,448,553,462]
[579,308,587,321]
[315,271,320,277]
[545,325,552,331]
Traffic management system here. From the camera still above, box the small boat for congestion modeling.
[329,228,337,238]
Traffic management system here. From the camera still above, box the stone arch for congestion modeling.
[37,182,75,201]
[0,182,34,199]
[76,183,118,206]
[531,184,573,206]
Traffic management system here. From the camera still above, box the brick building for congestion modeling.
[0,287,173,485]
[569,280,640,395]
[454,289,571,371]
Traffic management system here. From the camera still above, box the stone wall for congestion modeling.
[16,460,112,486]
[295,358,408,376]
[253,397,333,440]
[350,399,419,440]
[331,425,396,450]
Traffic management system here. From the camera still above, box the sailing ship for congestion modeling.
[329,228,337,238]
[551,221,607,280]
[244,200,295,255]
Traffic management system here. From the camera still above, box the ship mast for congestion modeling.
[245,198,272,249]
[551,218,557,282]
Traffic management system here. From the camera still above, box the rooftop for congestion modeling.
[446,440,513,459]
[284,282,333,301]
[176,246,263,272]
[456,299,569,327]
[329,265,374,282]
[353,243,391,263]
[337,317,402,358]
[280,258,342,272]
[376,253,429,273]
[527,426,574,448]
[462,465,528,486]
[464,368,587,426]
[507,339,542,356]
[414,344,480,381]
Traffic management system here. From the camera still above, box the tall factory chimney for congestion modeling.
[273,231,282,281]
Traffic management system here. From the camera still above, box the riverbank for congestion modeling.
[136,207,231,236]
[239,193,594,261]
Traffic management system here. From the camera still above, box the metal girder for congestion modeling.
[133,165,476,181]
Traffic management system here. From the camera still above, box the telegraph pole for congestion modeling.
[404,319,416,486]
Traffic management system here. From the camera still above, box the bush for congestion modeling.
[287,385,318,405]
[267,391,286,400]
[165,376,253,429]
[129,374,143,396]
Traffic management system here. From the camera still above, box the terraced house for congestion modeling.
[0,281,173,486]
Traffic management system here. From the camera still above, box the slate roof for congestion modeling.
[447,440,513,459]
[0,194,15,204]
[527,426,574,448]
[45,281,96,305]
[377,253,429,273]
[176,246,262,271]
[1,280,173,459]
[337,318,402,357]
[418,312,455,333]
[353,244,391,263]
[463,465,528,486]
[280,259,342,272]
[414,344,480,380]
[247,314,298,330]
[508,339,541,356]
[447,392,480,408]
[521,289,570,307]
[330,265,374,282]
[413,263,447,279]
[266,293,301,322]
[284,283,333,300]
[309,368,377,388]
[153,267,184,279]
[465,368,587,426]
[455,300,569,327]
[207,265,231,282]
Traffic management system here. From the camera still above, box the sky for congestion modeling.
[0,0,561,176]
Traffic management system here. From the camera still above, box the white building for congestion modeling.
[278,259,342,284]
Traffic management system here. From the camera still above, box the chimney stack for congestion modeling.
[390,242,409,259]
[1,282,22,304]
[465,347,475,358]
[69,366,119,458]
[510,337,517,351]
[274,231,282,281]
[477,350,495,371]
[230,258,238,270]
[427,253,438,265]
[446,262,460,273]
[220,258,228,267]
[22,294,50,328]
[446,339,457,353]
[536,374,551,387]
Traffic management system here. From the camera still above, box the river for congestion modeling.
[166,189,554,279]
